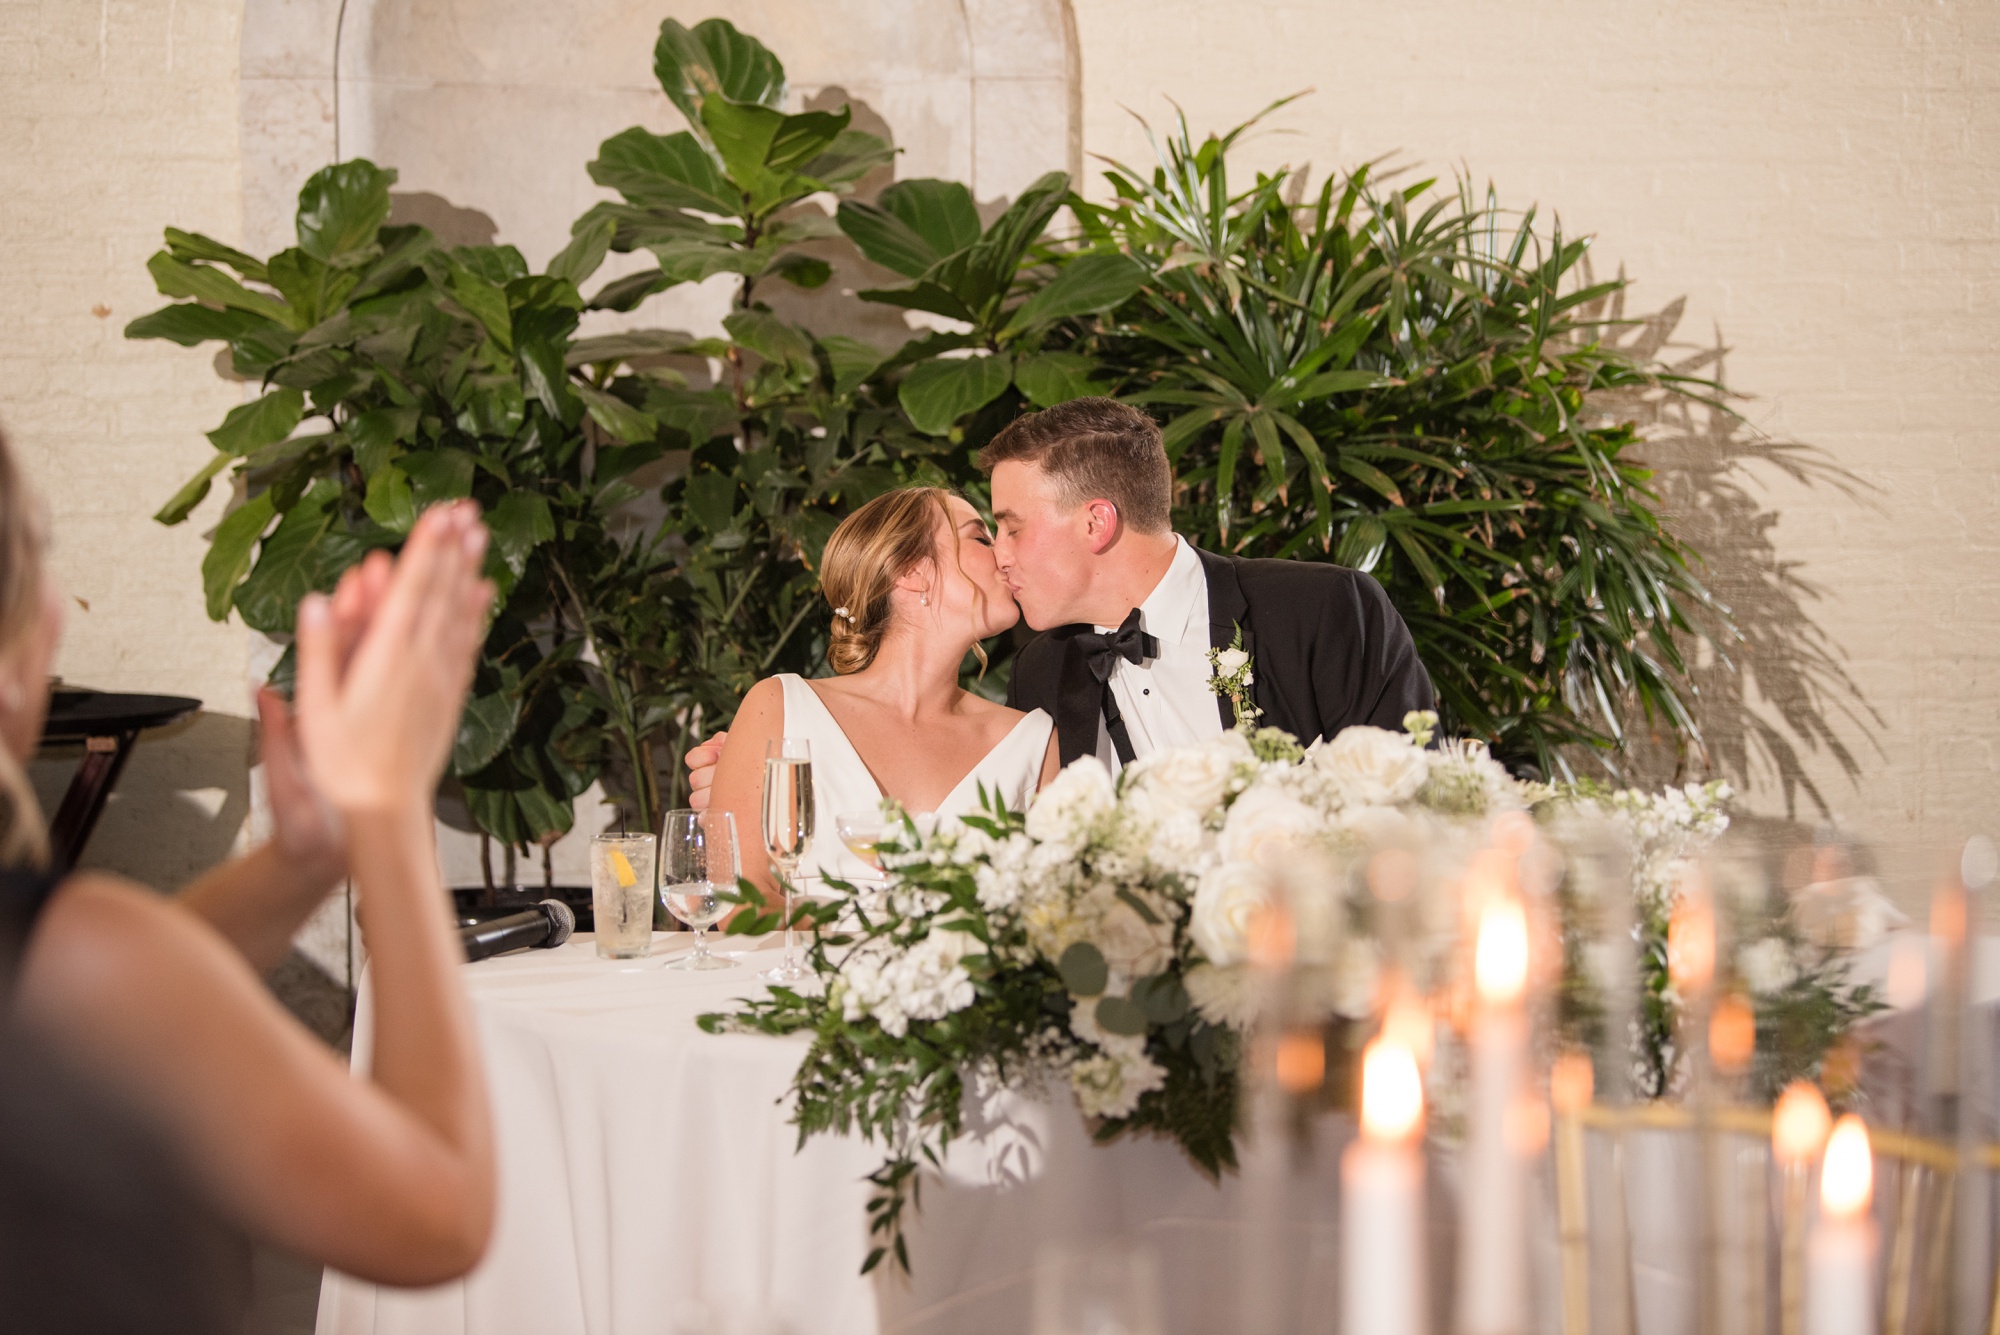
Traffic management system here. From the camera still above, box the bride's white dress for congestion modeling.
[774,673,1053,886]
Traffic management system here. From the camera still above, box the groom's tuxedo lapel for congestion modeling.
[1049,625,1104,767]
[1196,547,1252,732]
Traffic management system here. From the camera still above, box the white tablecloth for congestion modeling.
[316,933,1335,1335]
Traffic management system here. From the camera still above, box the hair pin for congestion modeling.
[833,606,854,622]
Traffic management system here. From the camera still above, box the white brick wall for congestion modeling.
[1074,0,2000,903]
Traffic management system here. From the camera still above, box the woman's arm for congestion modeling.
[1036,728,1061,791]
[708,678,784,914]
[17,503,497,1285]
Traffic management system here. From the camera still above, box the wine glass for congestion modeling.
[835,810,893,876]
[759,737,814,983]
[660,809,738,971]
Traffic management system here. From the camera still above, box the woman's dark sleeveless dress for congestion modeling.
[0,861,247,1332]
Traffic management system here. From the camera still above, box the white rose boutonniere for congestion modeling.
[1206,624,1260,725]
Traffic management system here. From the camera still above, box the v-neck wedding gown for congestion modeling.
[775,673,1053,886]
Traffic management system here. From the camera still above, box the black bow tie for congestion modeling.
[1076,609,1159,683]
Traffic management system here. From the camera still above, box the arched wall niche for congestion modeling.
[241,0,1082,336]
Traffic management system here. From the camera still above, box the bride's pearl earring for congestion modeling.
[921,592,929,606]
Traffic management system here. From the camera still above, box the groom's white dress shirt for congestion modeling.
[1091,535,1225,772]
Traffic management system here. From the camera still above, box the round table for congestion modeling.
[313,933,1344,1335]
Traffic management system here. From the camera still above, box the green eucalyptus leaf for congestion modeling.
[897,355,1012,435]
[295,159,396,264]
[200,492,276,621]
[1094,994,1149,1037]
[1058,941,1109,996]
[653,16,786,127]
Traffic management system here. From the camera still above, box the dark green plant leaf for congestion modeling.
[547,218,615,288]
[163,228,269,281]
[763,251,832,289]
[1013,351,1103,408]
[588,128,736,215]
[206,388,307,457]
[363,464,416,533]
[723,309,815,368]
[898,355,1013,434]
[232,486,336,634]
[295,159,396,265]
[346,405,419,477]
[144,252,294,327]
[123,303,266,347]
[1094,994,1149,1037]
[819,335,884,396]
[155,454,232,526]
[576,382,659,443]
[451,244,529,287]
[201,492,276,621]
[402,450,476,507]
[1000,252,1146,337]
[486,491,556,577]
[452,689,521,775]
[653,16,786,127]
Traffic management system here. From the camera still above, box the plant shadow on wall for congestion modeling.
[1579,282,1880,817]
[123,14,1873,877]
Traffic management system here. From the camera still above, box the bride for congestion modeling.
[706,486,1057,897]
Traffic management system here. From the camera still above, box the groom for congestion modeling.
[685,397,1432,800]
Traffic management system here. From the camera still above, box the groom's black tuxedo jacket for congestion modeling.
[1007,547,1436,766]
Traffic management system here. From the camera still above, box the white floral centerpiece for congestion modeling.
[703,716,1875,1272]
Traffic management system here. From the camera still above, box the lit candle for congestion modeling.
[1773,1082,1833,1335]
[1806,1115,1876,1335]
[1344,1036,1426,1335]
[1458,892,1530,1335]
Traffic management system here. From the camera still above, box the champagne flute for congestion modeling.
[660,809,738,971]
[760,737,814,983]
[835,810,893,875]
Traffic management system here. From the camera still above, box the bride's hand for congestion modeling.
[685,731,728,811]
[294,502,494,815]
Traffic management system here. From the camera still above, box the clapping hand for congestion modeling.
[293,502,494,816]
[685,731,729,811]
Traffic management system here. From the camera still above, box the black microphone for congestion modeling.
[458,899,576,963]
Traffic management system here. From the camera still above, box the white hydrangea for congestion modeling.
[1185,961,1260,1030]
[1124,733,1253,819]
[1190,859,1270,966]
[1025,757,1115,851]
[1310,725,1431,807]
[836,929,979,1037]
[1069,1046,1168,1120]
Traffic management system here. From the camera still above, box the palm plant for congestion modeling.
[1061,106,1728,775]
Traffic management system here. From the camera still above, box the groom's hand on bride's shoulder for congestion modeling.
[684,731,728,811]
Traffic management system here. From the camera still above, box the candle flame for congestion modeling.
[1820,1114,1873,1219]
[1667,878,1715,994]
[1474,898,1528,1004]
[1550,1051,1594,1115]
[1772,1081,1832,1167]
[1709,993,1756,1074]
[1360,1037,1424,1142]
[1275,1031,1326,1094]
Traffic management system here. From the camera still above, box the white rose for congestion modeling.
[1126,740,1241,818]
[1185,962,1261,1030]
[1334,802,1415,847]
[1191,859,1270,966]
[1215,648,1250,676]
[1026,756,1115,848]
[1219,784,1321,867]
[1311,725,1431,807]
[1085,884,1178,981]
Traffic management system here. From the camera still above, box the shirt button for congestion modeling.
[1143,688,1150,695]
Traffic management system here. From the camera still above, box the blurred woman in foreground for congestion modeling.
[0,427,499,1285]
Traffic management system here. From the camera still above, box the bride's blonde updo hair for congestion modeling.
[822,487,984,675]
[0,428,49,867]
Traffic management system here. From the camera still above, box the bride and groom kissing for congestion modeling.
[686,396,1435,891]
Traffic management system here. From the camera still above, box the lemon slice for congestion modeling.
[608,849,638,887]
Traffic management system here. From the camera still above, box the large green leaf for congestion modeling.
[295,159,396,265]
[898,356,1013,434]
[1013,351,1102,408]
[201,492,276,621]
[939,171,1068,316]
[145,252,294,327]
[206,388,307,457]
[797,130,896,189]
[1000,252,1147,337]
[723,309,815,368]
[699,98,785,197]
[486,492,556,577]
[452,689,521,775]
[837,178,981,279]
[566,329,698,367]
[764,108,850,176]
[402,450,476,507]
[232,487,336,634]
[575,382,659,443]
[123,303,268,347]
[155,454,232,526]
[547,217,614,287]
[363,463,416,533]
[588,128,736,216]
[163,228,269,281]
[653,17,786,128]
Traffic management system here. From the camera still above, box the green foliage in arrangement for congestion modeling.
[131,14,1732,865]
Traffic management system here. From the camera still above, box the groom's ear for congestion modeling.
[1082,498,1122,554]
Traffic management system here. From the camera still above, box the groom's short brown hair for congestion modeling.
[977,397,1173,533]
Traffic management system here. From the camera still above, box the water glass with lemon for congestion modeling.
[590,832,657,960]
